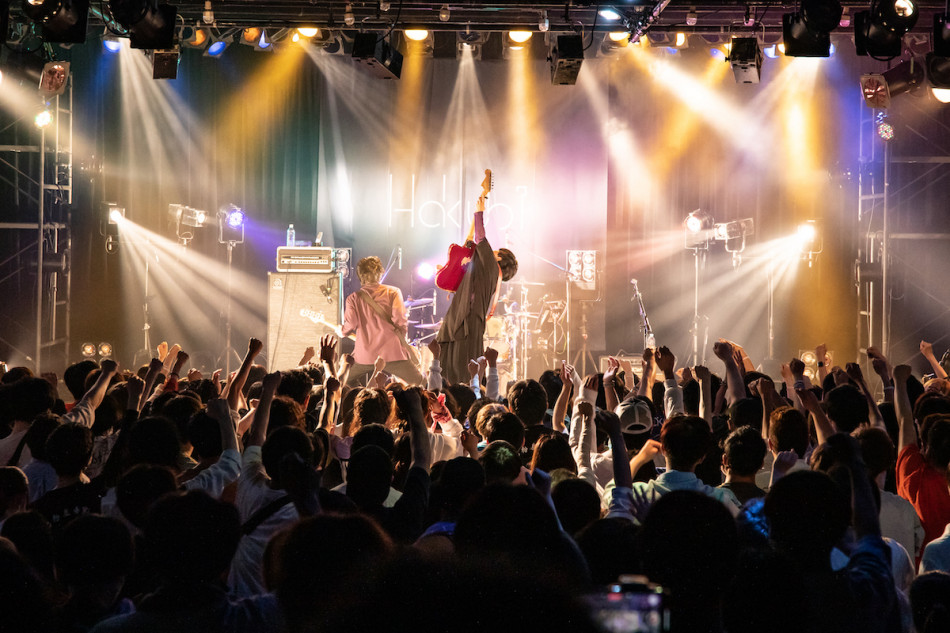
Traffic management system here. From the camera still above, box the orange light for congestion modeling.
[243,28,262,43]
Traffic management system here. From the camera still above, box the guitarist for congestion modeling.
[341,256,425,386]
[436,193,518,384]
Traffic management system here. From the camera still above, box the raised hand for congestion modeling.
[477,356,488,376]
[815,343,828,365]
[299,346,316,366]
[325,375,341,401]
[789,358,805,380]
[892,364,912,384]
[577,401,594,419]
[342,353,356,369]
[484,347,499,368]
[319,335,338,366]
[603,356,620,384]
[248,337,264,358]
[845,362,865,385]
[460,429,479,456]
[187,368,202,382]
[100,358,118,375]
[771,450,799,484]
[832,366,848,387]
[654,346,676,377]
[126,375,145,409]
[713,339,734,362]
[693,365,711,382]
[619,358,634,377]
[921,340,935,358]
[427,339,441,360]
[156,341,169,362]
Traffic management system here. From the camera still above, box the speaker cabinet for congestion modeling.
[267,272,344,371]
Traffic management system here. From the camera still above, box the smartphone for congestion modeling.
[585,576,669,633]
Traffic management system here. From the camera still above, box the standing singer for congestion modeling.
[342,256,424,386]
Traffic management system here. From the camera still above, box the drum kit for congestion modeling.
[405,281,567,381]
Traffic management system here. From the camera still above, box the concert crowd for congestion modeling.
[1,333,950,633]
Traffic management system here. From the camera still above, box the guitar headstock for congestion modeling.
[480,169,493,196]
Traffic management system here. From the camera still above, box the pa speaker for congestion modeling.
[267,272,343,371]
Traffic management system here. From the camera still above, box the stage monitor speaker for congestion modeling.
[267,272,344,371]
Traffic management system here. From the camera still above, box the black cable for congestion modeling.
[376,0,403,44]
[583,3,600,52]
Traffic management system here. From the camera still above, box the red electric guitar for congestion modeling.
[435,169,492,292]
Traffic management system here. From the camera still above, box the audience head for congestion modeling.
[352,388,392,432]
[56,514,133,592]
[507,379,548,427]
[161,395,202,446]
[825,384,869,433]
[116,464,178,529]
[660,415,712,472]
[575,517,641,585]
[267,396,306,433]
[729,397,764,431]
[920,413,950,471]
[722,426,767,478]
[616,397,653,451]
[144,490,240,585]
[0,467,28,519]
[128,416,181,470]
[910,572,950,633]
[23,413,60,462]
[45,422,93,478]
[537,369,563,410]
[769,406,808,458]
[482,411,525,448]
[262,426,315,489]
[430,456,485,520]
[63,360,98,401]
[1,377,54,423]
[351,422,396,456]
[529,432,576,475]
[346,445,393,508]
[854,426,895,478]
[187,410,223,461]
[278,369,314,406]
[479,441,524,485]
[550,477,601,536]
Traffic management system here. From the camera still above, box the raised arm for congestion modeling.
[228,337,263,412]
[753,375,779,441]
[551,362,574,433]
[601,407,633,490]
[620,358,636,394]
[570,399,597,488]
[396,389,432,472]
[139,358,165,410]
[868,347,894,403]
[319,334,338,379]
[638,348,656,400]
[603,357,621,413]
[426,340,443,392]
[484,347,500,401]
[655,346,683,418]
[246,371,281,448]
[892,364,917,454]
[694,365,713,427]
[920,340,948,379]
[319,375,341,434]
[846,362,885,430]
[815,343,831,384]
[713,340,745,407]
[796,386,835,447]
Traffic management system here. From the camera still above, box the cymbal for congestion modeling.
[405,298,434,308]
[506,280,545,286]
[407,320,419,325]
[414,322,442,330]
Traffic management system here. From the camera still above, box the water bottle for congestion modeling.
[286,224,295,247]
[645,331,656,350]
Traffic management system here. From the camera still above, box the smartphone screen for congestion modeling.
[586,578,669,633]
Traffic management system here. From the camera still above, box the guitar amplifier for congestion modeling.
[276,247,335,272]
[267,272,344,371]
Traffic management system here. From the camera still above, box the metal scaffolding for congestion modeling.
[0,78,73,372]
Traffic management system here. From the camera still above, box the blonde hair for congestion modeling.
[357,256,384,285]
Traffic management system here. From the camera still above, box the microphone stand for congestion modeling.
[630,279,656,350]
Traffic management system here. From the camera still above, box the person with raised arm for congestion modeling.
[655,345,684,419]
[435,190,518,384]
[920,340,948,381]
[893,363,950,551]
[341,256,424,386]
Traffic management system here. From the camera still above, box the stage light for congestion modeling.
[22,0,90,43]
[675,32,687,47]
[344,3,354,26]
[855,0,919,59]
[405,29,429,41]
[241,27,261,45]
[98,342,114,358]
[439,4,449,21]
[202,0,213,24]
[567,250,597,290]
[297,26,318,38]
[81,343,96,358]
[783,0,842,57]
[103,31,123,52]
[218,205,246,244]
[380,1,390,11]
[728,37,762,83]
[687,9,698,26]
[797,220,822,266]
[183,25,209,49]
[34,109,52,129]
[205,33,231,57]
[416,261,436,280]
[860,58,923,108]
[877,116,895,140]
[801,350,817,365]
[539,10,549,32]
[599,8,622,21]
[509,30,532,44]
[39,61,69,97]
[109,207,125,223]
[256,30,272,50]
[685,209,713,234]
[608,31,630,42]
[933,87,950,102]
[550,35,584,85]
[108,0,177,50]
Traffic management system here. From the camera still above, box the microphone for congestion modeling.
[397,245,402,270]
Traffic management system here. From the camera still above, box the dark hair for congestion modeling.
[0,547,54,631]
[764,470,849,569]
[507,379,547,427]
[483,412,525,448]
[23,413,61,461]
[496,248,518,282]
[430,456,485,519]
[278,370,314,406]
[479,441,523,484]
[63,361,99,401]
[910,572,950,633]
[660,415,712,472]
[730,397,764,431]
[854,427,895,477]
[276,514,394,631]
[56,514,133,586]
[0,467,28,516]
[346,445,393,508]
[825,384,869,433]
[351,423,395,456]
[161,395,202,444]
[45,422,93,477]
[262,426,314,488]
[268,396,306,434]
[769,406,808,458]
[0,377,54,423]
[0,510,55,583]
[144,490,241,583]
[575,517,641,585]
[920,413,950,470]
[914,393,950,426]
[722,426,767,477]
[128,416,182,470]
[537,370,563,409]
[473,402,507,438]
[529,433,577,475]
[116,464,178,528]
[444,385,474,421]
[722,548,807,633]
[187,411,223,460]
[550,478,600,536]
[352,389,392,434]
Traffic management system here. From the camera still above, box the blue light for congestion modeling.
[226,209,245,228]
[258,33,271,49]
[829,42,836,56]
[710,48,726,61]
[207,41,227,56]
[103,39,122,53]
[763,44,778,59]
[666,47,679,55]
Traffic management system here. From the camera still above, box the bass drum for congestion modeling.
[483,316,511,361]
